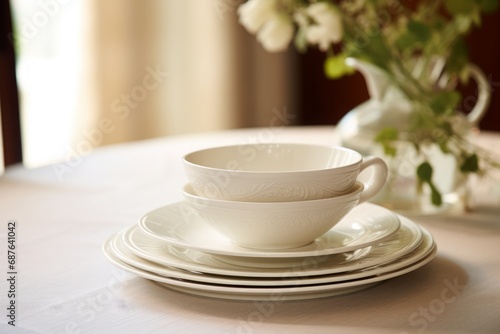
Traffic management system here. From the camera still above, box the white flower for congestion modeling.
[238,0,277,34]
[306,3,343,51]
[293,10,309,28]
[257,13,294,52]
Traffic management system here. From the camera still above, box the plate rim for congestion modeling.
[122,216,428,278]
[138,202,401,258]
[102,237,437,301]
[109,224,433,286]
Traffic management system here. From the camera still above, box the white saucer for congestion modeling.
[107,223,433,286]
[123,215,423,278]
[102,238,437,301]
[138,202,401,258]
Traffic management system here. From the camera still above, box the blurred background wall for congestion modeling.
[7,0,298,168]
[2,0,499,169]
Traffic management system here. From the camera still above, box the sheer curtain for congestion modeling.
[83,0,297,146]
[12,0,90,168]
[12,0,297,168]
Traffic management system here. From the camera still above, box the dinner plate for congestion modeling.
[138,202,401,258]
[108,223,433,287]
[103,239,437,301]
[124,215,423,278]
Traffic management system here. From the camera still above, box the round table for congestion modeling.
[1,126,499,334]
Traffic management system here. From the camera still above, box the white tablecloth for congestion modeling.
[1,126,499,334]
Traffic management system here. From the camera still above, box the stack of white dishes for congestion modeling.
[103,144,437,301]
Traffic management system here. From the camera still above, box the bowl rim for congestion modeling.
[181,182,364,210]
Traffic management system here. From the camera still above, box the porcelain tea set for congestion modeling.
[103,143,437,301]
[182,143,388,249]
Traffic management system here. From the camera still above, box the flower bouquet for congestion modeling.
[238,0,500,212]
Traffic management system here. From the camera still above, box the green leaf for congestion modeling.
[395,20,432,54]
[294,26,308,53]
[407,20,432,44]
[375,127,399,156]
[445,0,477,15]
[446,38,469,74]
[471,7,483,25]
[441,121,454,136]
[430,17,447,32]
[454,15,475,33]
[460,153,479,172]
[417,162,433,183]
[396,32,417,52]
[382,143,397,157]
[430,184,443,206]
[375,127,399,141]
[436,122,453,153]
[429,91,462,115]
[417,162,443,206]
[360,33,392,70]
[324,54,355,79]
[438,140,450,154]
[477,0,499,13]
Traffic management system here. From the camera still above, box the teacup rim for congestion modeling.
[182,143,363,175]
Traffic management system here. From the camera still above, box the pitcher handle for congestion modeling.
[466,64,491,125]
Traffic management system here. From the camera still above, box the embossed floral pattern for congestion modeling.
[186,169,358,202]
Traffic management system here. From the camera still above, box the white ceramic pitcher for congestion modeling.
[337,57,492,215]
[338,57,491,151]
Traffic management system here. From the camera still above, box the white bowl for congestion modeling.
[182,182,367,250]
[183,143,387,202]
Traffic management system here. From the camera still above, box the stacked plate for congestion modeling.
[103,201,437,301]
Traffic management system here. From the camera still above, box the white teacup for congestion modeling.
[182,182,371,250]
[183,143,387,202]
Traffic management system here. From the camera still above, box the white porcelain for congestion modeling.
[183,143,387,202]
[159,248,437,301]
[104,243,378,300]
[182,181,384,249]
[102,233,437,301]
[124,215,425,277]
[139,202,401,258]
[111,222,432,285]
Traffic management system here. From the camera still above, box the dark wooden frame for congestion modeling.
[0,0,22,166]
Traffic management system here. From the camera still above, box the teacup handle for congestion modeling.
[465,63,491,125]
[358,156,388,203]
